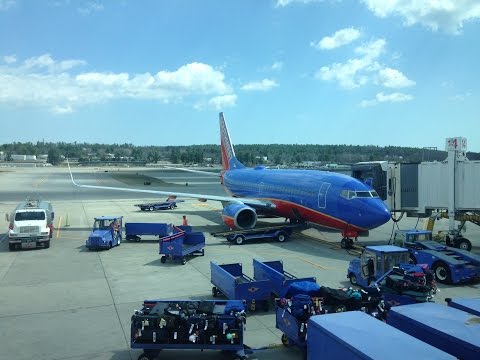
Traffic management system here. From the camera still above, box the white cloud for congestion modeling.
[0,54,235,113]
[271,61,283,71]
[449,92,472,101]
[275,0,321,8]
[208,94,237,110]
[241,79,278,91]
[315,39,385,89]
[3,55,16,64]
[360,92,413,107]
[0,0,15,11]
[378,67,415,88]
[78,1,104,15]
[361,0,480,34]
[311,27,361,50]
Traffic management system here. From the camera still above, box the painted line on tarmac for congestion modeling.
[56,216,62,239]
[296,256,334,270]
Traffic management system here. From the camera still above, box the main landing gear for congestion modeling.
[340,237,354,249]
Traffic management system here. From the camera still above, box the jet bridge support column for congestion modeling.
[445,137,468,232]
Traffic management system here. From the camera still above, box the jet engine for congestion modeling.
[221,203,257,229]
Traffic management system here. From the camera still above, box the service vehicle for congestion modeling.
[134,199,184,211]
[86,216,122,250]
[7,199,54,251]
[211,223,305,245]
[392,229,480,284]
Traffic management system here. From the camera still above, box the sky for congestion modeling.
[0,0,479,151]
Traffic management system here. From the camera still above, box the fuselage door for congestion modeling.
[317,182,331,209]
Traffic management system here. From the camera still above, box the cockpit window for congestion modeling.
[355,191,372,198]
[342,189,379,200]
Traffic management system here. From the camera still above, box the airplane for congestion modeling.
[68,112,391,246]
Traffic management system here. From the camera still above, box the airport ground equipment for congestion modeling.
[210,262,272,311]
[307,311,455,360]
[125,222,174,241]
[7,198,54,250]
[276,284,385,355]
[387,302,480,360]
[392,229,480,284]
[347,245,410,287]
[446,297,480,316]
[159,227,205,265]
[131,299,248,360]
[351,137,480,250]
[86,216,123,250]
[374,263,437,305]
[134,199,184,211]
[210,223,305,245]
[252,259,316,297]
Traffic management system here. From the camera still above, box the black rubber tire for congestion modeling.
[44,240,50,249]
[181,257,187,265]
[349,273,357,285]
[455,237,472,251]
[276,231,288,243]
[281,333,289,346]
[149,206,154,211]
[160,256,166,264]
[8,243,15,251]
[108,242,112,249]
[212,286,218,297]
[235,235,245,245]
[340,238,347,249]
[433,262,452,284]
[169,204,174,210]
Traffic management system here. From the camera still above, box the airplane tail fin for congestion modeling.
[219,112,245,171]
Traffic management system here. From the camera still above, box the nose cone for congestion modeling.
[367,201,391,229]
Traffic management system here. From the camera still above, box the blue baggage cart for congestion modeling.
[387,302,480,360]
[446,297,480,316]
[253,259,316,297]
[275,299,310,353]
[131,299,248,360]
[126,222,173,241]
[307,311,454,360]
[159,226,205,265]
[210,262,272,311]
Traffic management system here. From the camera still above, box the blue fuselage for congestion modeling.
[222,167,390,233]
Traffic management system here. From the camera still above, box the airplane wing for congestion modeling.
[67,161,275,210]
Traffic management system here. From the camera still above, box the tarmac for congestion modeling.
[0,166,479,360]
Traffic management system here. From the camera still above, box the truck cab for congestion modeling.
[393,229,433,248]
[7,199,54,251]
[86,216,123,250]
[347,245,410,287]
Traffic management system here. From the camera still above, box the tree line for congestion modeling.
[1,141,479,166]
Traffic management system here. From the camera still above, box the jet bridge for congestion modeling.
[351,137,480,250]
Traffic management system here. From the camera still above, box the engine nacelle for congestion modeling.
[222,203,257,229]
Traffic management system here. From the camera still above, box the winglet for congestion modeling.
[219,112,245,171]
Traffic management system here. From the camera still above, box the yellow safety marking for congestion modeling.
[296,256,333,270]
[56,216,62,239]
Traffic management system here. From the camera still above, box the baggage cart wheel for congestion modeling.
[181,257,187,265]
[281,333,290,346]
[349,273,357,285]
[160,256,166,264]
[149,206,154,211]
[169,204,174,210]
[201,249,205,256]
[276,231,288,242]
[334,304,347,313]
[212,286,218,297]
[234,235,245,245]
